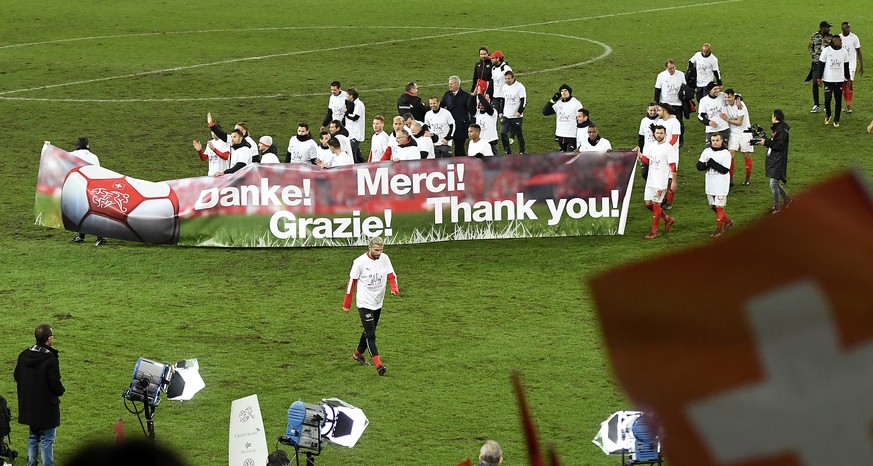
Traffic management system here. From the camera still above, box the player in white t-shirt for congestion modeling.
[696,133,733,238]
[839,22,864,113]
[634,126,676,239]
[411,121,435,159]
[467,124,493,157]
[576,125,612,153]
[343,88,366,163]
[324,137,353,168]
[634,102,662,181]
[688,43,721,101]
[369,116,391,163]
[500,71,527,154]
[321,81,348,132]
[654,59,687,146]
[697,83,730,148]
[193,132,229,176]
[342,236,398,376]
[468,89,499,155]
[542,83,584,151]
[286,123,318,164]
[424,97,455,158]
[818,34,852,127]
[721,89,753,185]
[658,103,681,209]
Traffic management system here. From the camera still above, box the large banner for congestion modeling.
[35,143,637,247]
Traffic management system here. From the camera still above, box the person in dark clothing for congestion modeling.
[396,82,428,122]
[440,76,473,157]
[471,46,494,98]
[756,109,792,213]
[14,324,65,466]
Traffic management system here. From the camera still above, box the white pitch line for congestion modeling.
[504,0,743,29]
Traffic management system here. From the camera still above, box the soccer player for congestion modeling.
[489,51,511,116]
[369,116,391,162]
[635,126,676,239]
[314,131,334,168]
[576,125,612,153]
[818,34,852,127]
[500,71,526,154]
[658,104,681,209]
[467,124,493,157]
[654,59,687,146]
[721,89,753,185]
[697,82,729,147]
[410,121,435,159]
[193,132,229,176]
[424,96,455,158]
[807,21,834,113]
[755,109,792,213]
[324,137,353,168]
[391,129,420,162]
[285,123,318,164]
[321,81,347,132]
[543,83,584,152]
[634,103,662,180]
[343,236,399,376]
[468,88,499,156]
[839,22,864,113]
[696,133,733,238]
[688,43,721,102]
[328,120,353,154]
[343,88,366,163]
[213,129,257,177]
[256,136,281,164]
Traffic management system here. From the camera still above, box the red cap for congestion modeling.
[489,51,503,59]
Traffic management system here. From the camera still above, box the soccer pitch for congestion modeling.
[2,1,871,464]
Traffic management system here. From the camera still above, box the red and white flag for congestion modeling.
[590,172,873,466]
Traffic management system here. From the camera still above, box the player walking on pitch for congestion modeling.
[634,126,676,239]
[343,237,399,376]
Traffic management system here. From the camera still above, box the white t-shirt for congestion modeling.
[230,143,256,167]
[329,91,348,123]
[724,101,750,134]
[286,137,318,164]
[475,109,499,144]
[334,133,353,155]
[697,93,729,133]
[344,98,366,141]
[841,32,861,66]
[259,152,281,164]
[315,147,334,168]
[70,148,100,166]
[393,144,421,162]
[662,116,682,149]
[552,98,584,138]
[330,151,354,168]
[413,133,435,159]
[424,108,455,143]
[655,69,686,105]
[577,137,612,153]
[204,140,229,176]
[369,131,390,162]
[502,81,527,117]
[467,138,494,157]
[638,116,662,148]
[819,46,851,83]
[349,252,396,310]
[689,51,720,86]
[492,62,512,98]
[698,147,732,196]
[643,142,672,190]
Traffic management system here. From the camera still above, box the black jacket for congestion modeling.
[14,343,65,429]
[471,59,494,96]
[441,89,473,139]
[397,93,428,122]
[763,121,790,183]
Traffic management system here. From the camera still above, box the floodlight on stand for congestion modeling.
[121,358,205,442]
[592,411,662,465]
[278,398,368,466]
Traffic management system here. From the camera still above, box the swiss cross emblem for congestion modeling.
[590,172,873,466]
[113,181,124,189]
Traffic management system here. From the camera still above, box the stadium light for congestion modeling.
[592,411,662,464]
[279,398,369,465]
[121,358,205,442]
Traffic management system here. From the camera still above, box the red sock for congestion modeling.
[652,204,662,233]
[715,207,725,229]
[744,157,753,179]
[372,355,382,367]
[729,156,736,181]
[843,82,853,106]
[666,190,675,205]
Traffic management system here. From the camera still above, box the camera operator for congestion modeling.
[755,110,793,213]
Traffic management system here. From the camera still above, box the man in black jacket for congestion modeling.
[14,324,65,466]
[756,109,792,213]
[441,76,472,157]
[396,82,428,122]
[471,47,493,98]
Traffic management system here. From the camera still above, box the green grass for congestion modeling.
[2,0,872,464]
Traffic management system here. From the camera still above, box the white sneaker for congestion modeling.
[810,105,820,113]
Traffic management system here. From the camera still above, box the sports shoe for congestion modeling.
[723,220,734,232]
[846,105,853,113]
[769,207,781,214]
[710,228,723,238]
[810,104,820,113]
[664,216,676,233]
[663,202,672,210]
[352,352,370,366]
[94,237,107,246]
[869,120,873,133]
[644,232,658,240]
[376,365,386,376]
[70,236,85,243]
[824,115,833,125]
[833,121,840,128]
[743,178,751,186]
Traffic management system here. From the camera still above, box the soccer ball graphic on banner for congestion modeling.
[61,165,180,244]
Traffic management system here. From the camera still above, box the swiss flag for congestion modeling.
[590,172,873,466]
